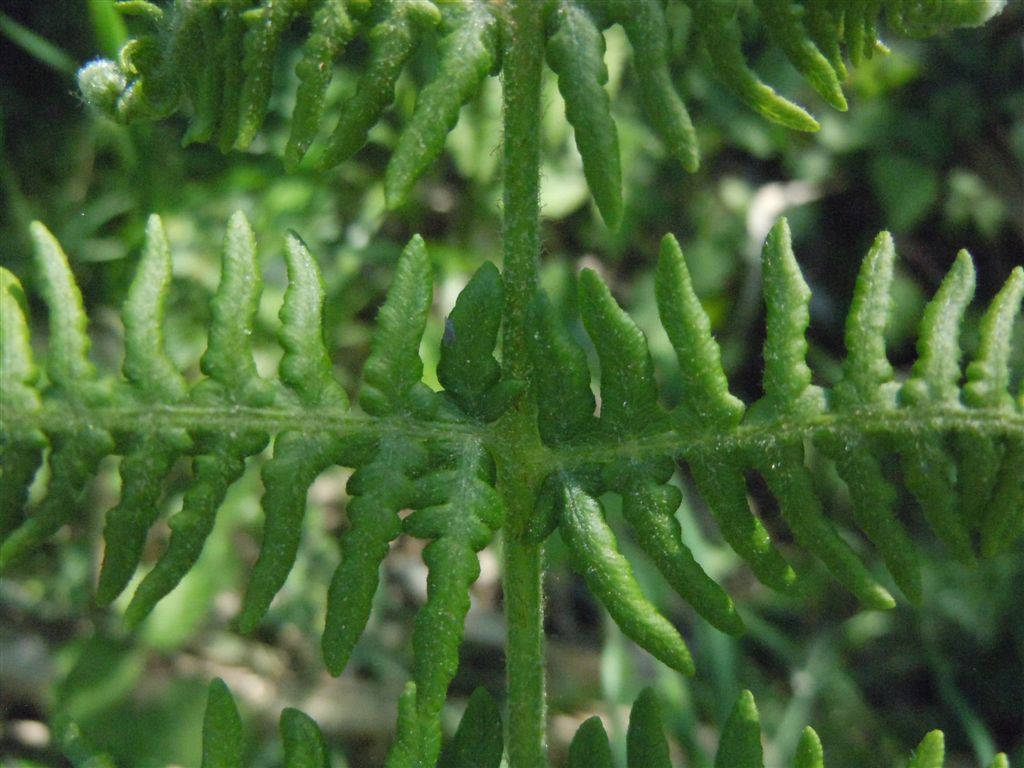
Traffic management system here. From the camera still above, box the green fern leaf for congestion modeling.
[360,234,436,417]
[285,0,358,169]
[567,716,615,768]
[281,706,333,768]
[319,0,441,170]
[607,0,699,171]
[0,224,114,569]
[385,0,499,206]
[714,690,764,768]
[794,726,825,768]
[687,0,820,132]
[438,688,504,768]
[754,0,847,111]
[403,443,504,765]
[239,232,349,630]
[547,0,624,228]
[626,688,672,768]
[202,678,244,768]
[0,268,44,540]
[559,477,695,675]
[437,261,521,421]
[125,212,273,627]
[907,731,945,768]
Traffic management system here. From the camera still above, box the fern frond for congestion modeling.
[78,2,1006,225]
[528,217,1023,658]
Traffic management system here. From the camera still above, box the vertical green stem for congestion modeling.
[499,3,547,768]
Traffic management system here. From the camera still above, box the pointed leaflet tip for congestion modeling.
[361,234,433,416]
[759,218,817,413]
[567,717,615,768]
[906,731,945,768]
[715,690,764,768]
[123,214,188,400]
[202,679,243,768]
[655,233,745,429]
[838,230,896,406]
[626,689,672,768]
[964,266,1024,409]
[902,250,976,406]
[438,688,503,768]
[280,231,348,407]
[30,221,97,390]
[201,212,272,404]
[280,707,332,768]
[794,726,824,768]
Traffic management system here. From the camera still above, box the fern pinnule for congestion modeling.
[97,215,192,604]
[754,0,848,111]
[685,0,821,132]
[0,269,44,540]
[280,705,333,768]
[625,686,672,768]
[655,234,800,594]
[559,477,696,675]
[403,443,504,765]
[608,0,699,172]
[794,726,826,768]
[285,0,359,169]
[547,0,624,228]
[125,212,273,626]
[0,225,114,571]
[567,716,615,768]
[318,0,442,171]
[437,262,522,422]
[384,0,499,207]
[238,232,349,630]
[578,267,744,633]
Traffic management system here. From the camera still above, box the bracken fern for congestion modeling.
[1,0,1020,765]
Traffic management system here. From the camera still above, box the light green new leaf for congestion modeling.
[906,731,944,768]
[793,726,824,768]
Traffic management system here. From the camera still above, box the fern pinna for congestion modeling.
[77,0,1004,226]
[3,0,1021,765]
[1,210,1021,763]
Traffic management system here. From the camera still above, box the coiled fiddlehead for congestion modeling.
[77,0,1003,224]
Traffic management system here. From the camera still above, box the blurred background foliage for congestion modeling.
[1,1,1022,766]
